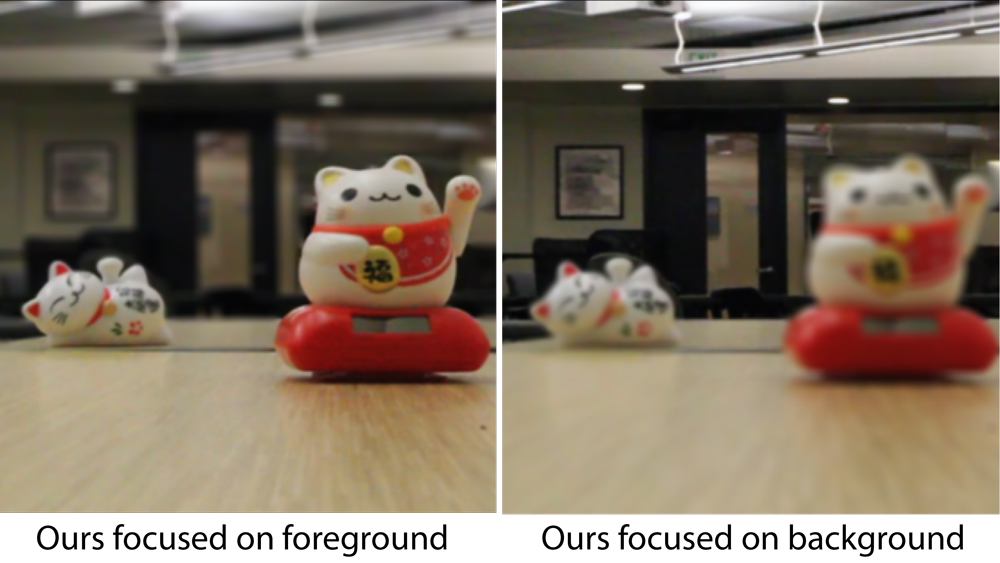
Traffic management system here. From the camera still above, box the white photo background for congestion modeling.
[557,146,623,219]
[46,142,116,220]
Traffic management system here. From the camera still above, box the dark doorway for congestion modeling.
[644,110,788,295]
[135,111,277,294]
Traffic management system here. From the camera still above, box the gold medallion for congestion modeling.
[863,246,909,294]
[357,245,400,293]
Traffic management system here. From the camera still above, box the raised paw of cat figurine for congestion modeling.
[22,258,172,347]
[530,257,681,347]
[808,153,990,311]
[299,155,481,309]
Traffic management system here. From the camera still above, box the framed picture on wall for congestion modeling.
[45,141,117,221]
[556,145,623,219]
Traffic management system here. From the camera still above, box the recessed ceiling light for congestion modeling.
[828,97,850,105]
[622,83,645,91]
[318,93,343,108]
[112,79,138,94]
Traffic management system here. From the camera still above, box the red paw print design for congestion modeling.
[965,183,988,203]
[637,321,652,338]
[129,321,144,336]
[455,182,481,202]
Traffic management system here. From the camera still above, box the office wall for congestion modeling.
[0,102,134,274]
[504,103,995,294]
[502,103,644,251]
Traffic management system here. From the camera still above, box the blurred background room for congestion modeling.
[0,0,497,341]
[501,0,998,329]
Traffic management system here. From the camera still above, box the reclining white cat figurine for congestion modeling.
[531,257,681,346]
[808,154,989,310]
[22,257,171,347]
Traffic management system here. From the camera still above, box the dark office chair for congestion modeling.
[23,238,80,294]
[505,272,536,299]
[532,238,590,296]
[710,287,771,319]
[452,243,496,317]
[202,288,263,317]
[502,320,550,343]
[966,247,999,294]
[586,229,647,260]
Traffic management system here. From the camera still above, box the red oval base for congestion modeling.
[275,305,491,376]
[785,305,998,376]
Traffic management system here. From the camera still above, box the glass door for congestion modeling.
[706,133,760,292]
[196,131,252,292]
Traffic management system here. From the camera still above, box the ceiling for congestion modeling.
[0,1,493,47]
[503,0,1000,48]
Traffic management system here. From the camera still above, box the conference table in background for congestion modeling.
[0,319,497,512]
[503,320,999,514]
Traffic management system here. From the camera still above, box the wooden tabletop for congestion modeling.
[0,319,496,512]
[0,317,497,352]
[502,320,999,514]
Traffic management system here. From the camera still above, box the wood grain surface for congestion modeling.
[0,321,497,512]
[502,320,999,514]
[1,318,497,352]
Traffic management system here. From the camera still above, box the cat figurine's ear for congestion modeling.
[48,261,71,280]
[556,261,580,280]
[893,154,931,177]
[22,300,41,319]
[628,265,658,286]
[385,155,427,186]
[821,164,860,199]
[314,166,352,195]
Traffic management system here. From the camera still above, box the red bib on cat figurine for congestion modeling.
[823,215,959,290]
[315,216,453,289]
[275,305,490,375]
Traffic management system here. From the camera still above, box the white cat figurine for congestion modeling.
[299,155,482,310]
[531,258,681,346]
[808,154,990,311]
[22,258,171,347]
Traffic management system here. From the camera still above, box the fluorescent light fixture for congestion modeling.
[976,27,1000,35]
[0,0,53,16]
[318,93,343,108]
[622,83,645,91]
[664,20,1000,75]
[502,1,563,13]
[111,79,138,94]
[164,5,495,77]
[828,97,849,105]
[817,32,962,56]
[680,53,805,74]
[75,0,145,17]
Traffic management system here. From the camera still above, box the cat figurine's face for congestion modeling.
[313,155,443,226]
[823,154,949,226]
[531,262,615,336]
[22,261,106,336]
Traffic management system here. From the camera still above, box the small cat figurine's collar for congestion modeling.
[85,288,113,327]
[594,289,623,328]
[537,287,623,331]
